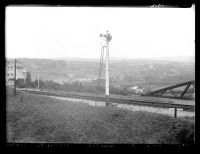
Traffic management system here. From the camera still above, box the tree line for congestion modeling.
[16,73,133,96]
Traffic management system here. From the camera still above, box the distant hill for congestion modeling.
[10,58,195,87]
[151,56,195,63]
[53,56,195,63]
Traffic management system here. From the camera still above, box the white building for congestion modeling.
[6,60,28,87]
[130,86,144,94]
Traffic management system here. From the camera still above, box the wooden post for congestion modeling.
[38,72,40,89]
[174,107,177,118]
[14,59,16,96]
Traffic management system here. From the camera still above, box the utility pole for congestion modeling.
[14,59,16,96]
[100,30,112,106]
[38,72,40,89]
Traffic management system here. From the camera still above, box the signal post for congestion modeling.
[100,31,112,106]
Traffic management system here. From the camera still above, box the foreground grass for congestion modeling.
[6,89,195,143]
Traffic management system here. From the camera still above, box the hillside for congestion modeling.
[12,58,195,88]
[7,88,194,143]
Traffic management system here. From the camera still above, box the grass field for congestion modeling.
[6,88,195,144]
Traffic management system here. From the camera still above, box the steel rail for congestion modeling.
[20,89,195,112]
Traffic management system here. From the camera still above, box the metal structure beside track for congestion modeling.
[141,80,195,99]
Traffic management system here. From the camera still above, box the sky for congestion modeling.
[6,6,195,59]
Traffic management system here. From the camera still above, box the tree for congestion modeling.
[26,72,32,87]
[16,79,26,88]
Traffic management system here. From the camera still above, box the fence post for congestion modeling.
[14,59,16,96]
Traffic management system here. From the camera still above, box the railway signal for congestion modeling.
[99,30,112,106]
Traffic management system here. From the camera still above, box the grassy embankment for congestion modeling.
[6,88,194,143]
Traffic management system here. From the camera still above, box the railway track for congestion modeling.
[19,88,195,112]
